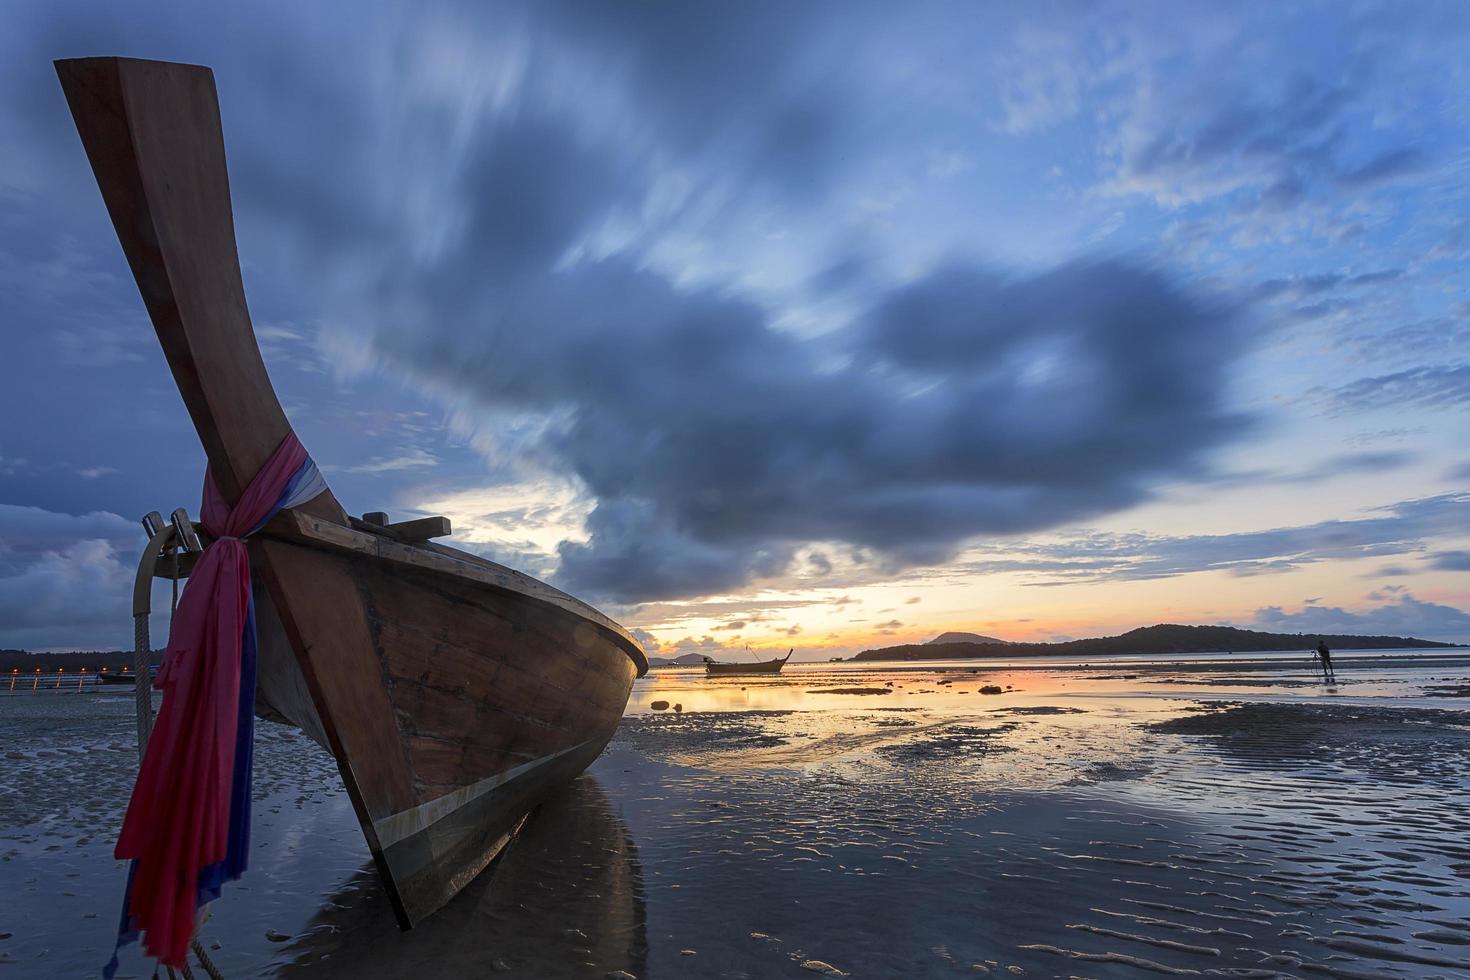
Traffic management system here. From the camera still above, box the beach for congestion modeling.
[4,652,1470,978]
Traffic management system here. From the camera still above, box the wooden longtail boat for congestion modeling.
[56,57,646,929]
[704,649,794,675]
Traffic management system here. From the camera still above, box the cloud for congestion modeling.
[1097,14,1450,253]
[926,149,972,179]
[1252,269,1404,303]
[958,492,1469,584]
[13,3,1267,608]
[6,1,1466,634]
[382,245,1249,603]
[661,633,751,659]
[556,499,795,604]
[1182,449,1417,492]
[1316,364,1470,413]
[0,504,141,649]
[1431,550,1470,572]
[271,14,1257,608]
[990,24,1098,135]
[628,627,662,653]
[1337,148,1428,189]
[1311,451,1417,475]
[0,503,137,563]
[1247,593,1470,640]
[1110,71,1361,208]
[340,448,439,474]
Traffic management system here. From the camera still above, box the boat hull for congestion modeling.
[251,520,639,928]
[705,658,789,675]
[121,526,631,933]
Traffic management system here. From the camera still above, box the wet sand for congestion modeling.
[3,655,1470,977]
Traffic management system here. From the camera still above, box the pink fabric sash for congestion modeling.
[114,433,309,966]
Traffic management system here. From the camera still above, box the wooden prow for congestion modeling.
[53,57,342,519]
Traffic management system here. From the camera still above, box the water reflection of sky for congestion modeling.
[6,653,1469,978]
[629,652,1470,715]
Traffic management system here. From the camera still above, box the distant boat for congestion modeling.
[57,56,645,932]
[705,649,794,675]
[98,670,154,685]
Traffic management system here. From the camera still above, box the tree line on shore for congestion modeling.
[853,623,1459,662]
[0,648,162,674]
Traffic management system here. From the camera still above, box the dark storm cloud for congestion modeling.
[13,0,1438,623]
[374,230,1251,601]
[0,0,891,618]
[393,151,1250,593]
[223,8,1259,607]
[374,45,1261,611]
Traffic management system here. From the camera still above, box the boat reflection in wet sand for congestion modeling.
[704,649,794,675]
[277,776,646,979]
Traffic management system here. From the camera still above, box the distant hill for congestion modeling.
[647,652,711,667]
[927,631,1009,645]
[853,623,1460,662]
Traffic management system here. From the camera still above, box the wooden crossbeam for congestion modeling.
[354,513,452,542]
[385,516,452,541]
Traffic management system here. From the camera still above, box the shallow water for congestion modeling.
[3,657,1469,977]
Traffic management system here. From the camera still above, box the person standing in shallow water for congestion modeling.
[1315,639,1335,681]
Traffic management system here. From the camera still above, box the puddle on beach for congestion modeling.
[3,657,1470,977]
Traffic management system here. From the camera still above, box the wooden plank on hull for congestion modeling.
[254,540,417,820]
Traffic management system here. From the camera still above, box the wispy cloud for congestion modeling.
[1431,550,1470,572]
[1315,365,1470,413]
[339,448,439,474]
[1246,592,1470,640]
[958,492,1470,585]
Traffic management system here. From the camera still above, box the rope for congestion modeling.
[132,612,153,759]
[190,941,225,980]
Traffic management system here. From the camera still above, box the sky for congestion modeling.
[2,1,1468,656]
